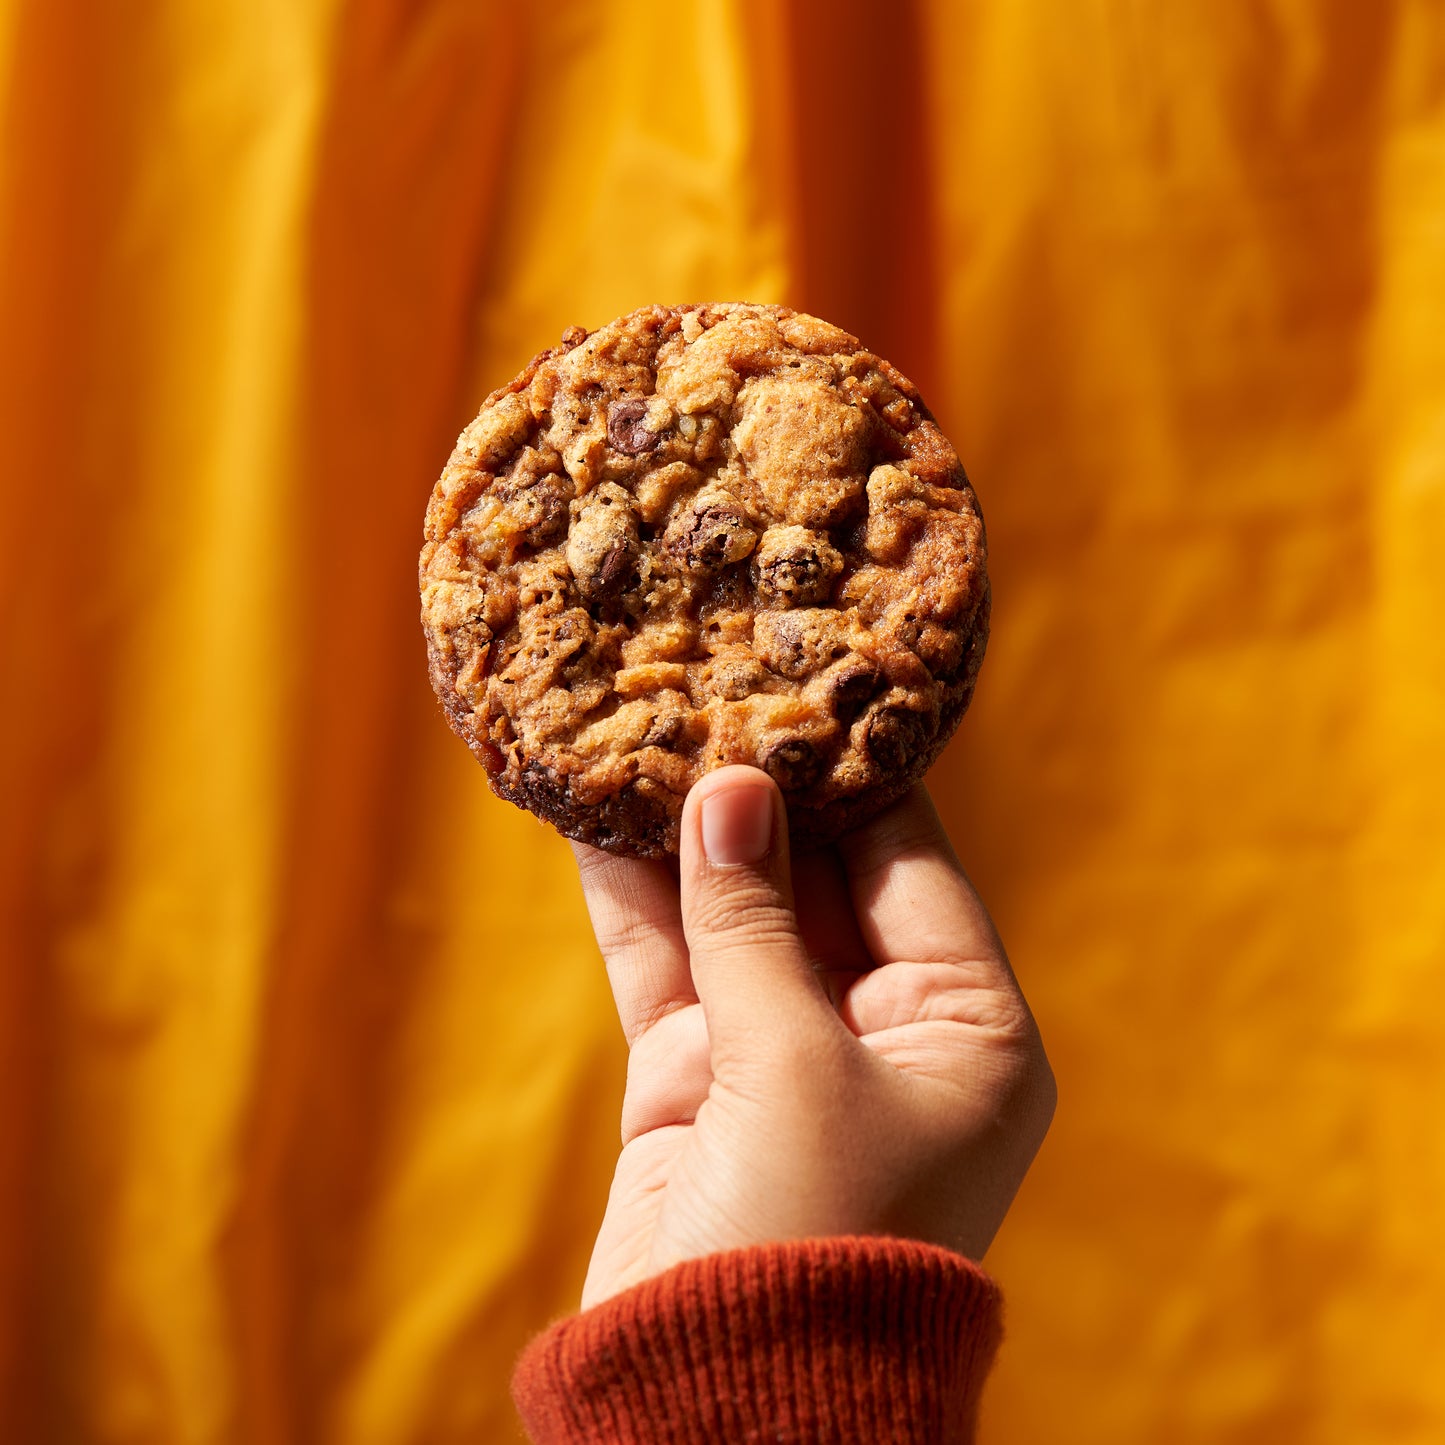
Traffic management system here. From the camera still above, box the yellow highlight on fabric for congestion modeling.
[1,1,1442,1441]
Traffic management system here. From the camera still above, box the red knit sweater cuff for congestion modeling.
[511,1235,1002,1444]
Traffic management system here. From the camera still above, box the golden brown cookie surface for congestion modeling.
[420,303,989,856]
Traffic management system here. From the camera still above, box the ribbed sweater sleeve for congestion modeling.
[511,1235,1002,1443]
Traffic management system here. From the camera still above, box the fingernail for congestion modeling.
[701,783,774,865]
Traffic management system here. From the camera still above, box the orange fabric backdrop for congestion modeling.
[3,1,1443,1440]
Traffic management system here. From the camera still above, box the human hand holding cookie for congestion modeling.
[572,764,1055,1309]
[420,306,1047,1309]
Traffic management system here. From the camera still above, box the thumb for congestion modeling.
[679,765,834,1055]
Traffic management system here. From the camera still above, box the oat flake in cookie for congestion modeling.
[419,303,989,858]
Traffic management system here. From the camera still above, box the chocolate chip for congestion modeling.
[643,713,685,748]
[762,738,824,791]
[596,540,634,594]
[567,482,640,602]
[827,659,883,724]
[664,494,757,572]
[863,707,931,772]
[607,399,660,456]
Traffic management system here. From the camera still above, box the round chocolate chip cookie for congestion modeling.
[419,303,989,857]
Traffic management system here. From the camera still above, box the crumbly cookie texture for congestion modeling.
[420,303,989,857]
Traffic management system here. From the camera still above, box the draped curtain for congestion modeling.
[2,1,1442,1439]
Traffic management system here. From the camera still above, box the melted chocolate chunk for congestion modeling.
[762,738,824,790]
[607,399,660,456]
[596,541,633,593]
[568,483,639,600]
[827,659,884,723]
[664,493,758,572]
[863,706,932,773]
[643,712,685,748]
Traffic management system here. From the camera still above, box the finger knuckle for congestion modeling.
[688,884,798,948]
[594,909,667,965]
[969,988,1036,1040]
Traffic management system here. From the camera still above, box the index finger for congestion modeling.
[837,784,1015,988]
[571,842,695,1045]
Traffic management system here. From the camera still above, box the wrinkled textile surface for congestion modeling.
[2,2,1442,1442]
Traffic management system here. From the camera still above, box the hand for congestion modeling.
[573,765,1055,1309]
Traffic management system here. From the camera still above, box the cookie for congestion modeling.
[419,303,989,858]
